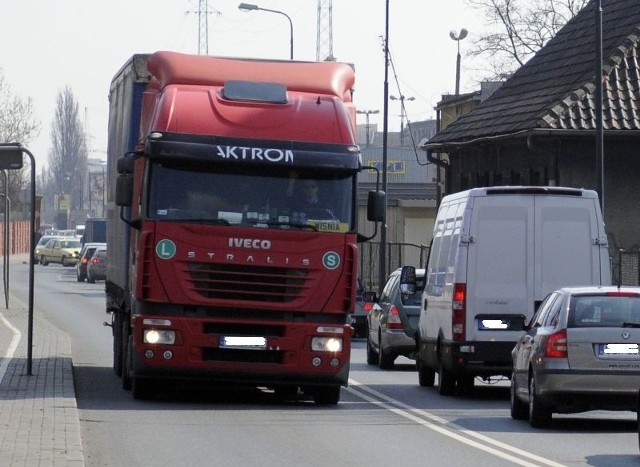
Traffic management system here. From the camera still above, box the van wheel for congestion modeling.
[438,358,456,396]
[417,357,435,387]
[528,375,552,427]
[366,334,378,365]
[378,338,395,370]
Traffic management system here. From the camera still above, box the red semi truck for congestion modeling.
[105,51,383,403]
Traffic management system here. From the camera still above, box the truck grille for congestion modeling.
[187,263,309,302]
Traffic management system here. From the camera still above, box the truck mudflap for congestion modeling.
[129,316,351,387]
[440,340,516,378]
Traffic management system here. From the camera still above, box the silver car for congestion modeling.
[511,286,640,428]
[366,266,424,369]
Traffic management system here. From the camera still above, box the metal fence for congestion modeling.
[618,250,640,285]
[358,242,430,292]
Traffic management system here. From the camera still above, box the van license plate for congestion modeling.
[220,336,267,350]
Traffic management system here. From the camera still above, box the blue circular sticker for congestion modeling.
[156,239,176,260]
[322,251,340,270]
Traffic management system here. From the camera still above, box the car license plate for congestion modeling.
[598,343,639,356]
[219,336,267,350]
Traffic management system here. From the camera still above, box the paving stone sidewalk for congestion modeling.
[0,255,84,466]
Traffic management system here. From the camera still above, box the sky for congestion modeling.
[1,0,488,168]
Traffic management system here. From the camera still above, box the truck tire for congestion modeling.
[122,327,132,390]
[113,313,123,377]
[313,386,340,405]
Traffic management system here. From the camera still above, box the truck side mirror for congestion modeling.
[367,190,385,222]
[115,174,133,207]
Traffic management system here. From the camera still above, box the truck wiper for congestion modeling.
[622,322,640,328]
[263,220,318,231]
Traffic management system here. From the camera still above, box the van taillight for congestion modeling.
[452,283,466,342]
[545,329,568,358]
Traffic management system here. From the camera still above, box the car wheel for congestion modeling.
[40,256,48,266]
[61,255,67,266]
[378,335,395,370]
[438,355,456,396]
[366,333,378,365]
[88,271,95,284]
[528,375,552,428]
[510,377,528,420]
[417,357,435,387]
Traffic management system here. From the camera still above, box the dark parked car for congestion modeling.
[511,286,640,428]
[366,266,425,369]
[76,242,106,282]
[86,247,107,283]
[350,279,372,338]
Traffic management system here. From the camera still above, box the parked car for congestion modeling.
[76,242,107,282]
[511,286,640,428]
[366,266,425,369]
[351,279,372,338]
[39,238,82,266]
[86,247,107,283]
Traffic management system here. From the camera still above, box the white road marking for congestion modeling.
[0,310,21,382]
[347,378,566,467]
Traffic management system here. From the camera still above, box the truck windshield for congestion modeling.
[146,163,356,232]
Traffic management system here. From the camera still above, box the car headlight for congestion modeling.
[311,336,342,352]
[143,329,176,345]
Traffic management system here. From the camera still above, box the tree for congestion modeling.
[0,71,41,215]
[48,87,88,214]
[467,0,589,79]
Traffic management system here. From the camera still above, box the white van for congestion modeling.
[415,186,611,395]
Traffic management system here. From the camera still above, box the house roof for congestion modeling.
[424,0,640,148]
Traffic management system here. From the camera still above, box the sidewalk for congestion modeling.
[0,255,84,466]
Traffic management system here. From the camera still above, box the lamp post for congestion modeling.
[389,95,414,146]
[356,109,379,147]
[449,28,468,95]
[239,3,293,60]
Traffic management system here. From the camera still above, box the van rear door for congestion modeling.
[465,195,533,342]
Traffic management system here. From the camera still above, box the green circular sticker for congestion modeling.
[156,239,176,260]
[322,251,340,270]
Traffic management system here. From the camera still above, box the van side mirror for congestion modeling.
[400,266,416,294]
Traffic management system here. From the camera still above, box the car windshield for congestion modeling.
[569,295,640,327]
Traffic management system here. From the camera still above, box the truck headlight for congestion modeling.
[143,329,176,345]
[311,337,342,352]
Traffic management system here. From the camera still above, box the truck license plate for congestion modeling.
[219,336,267,350]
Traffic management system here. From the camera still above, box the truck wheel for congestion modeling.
[510,377,528,420]
[122,326,132,390]
[366,334,378,365]
[528,375,552,428]
[313,386,340,405]
[113,313,123,377]
[273,385,299,402]
[438,358,456,396]
[378,337,395,370]
[417,357,435,387]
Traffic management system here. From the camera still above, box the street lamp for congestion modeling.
[389,95,415,146]
[239,3,294,60]
[356,109,380,147]
[450,28,468,95]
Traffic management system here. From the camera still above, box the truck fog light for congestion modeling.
[144,329,176,345]
[312,357,322,367]
[311,337,342,352]
[144,349,154,359]
[330,357,340,367]
[163,350,173,360]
